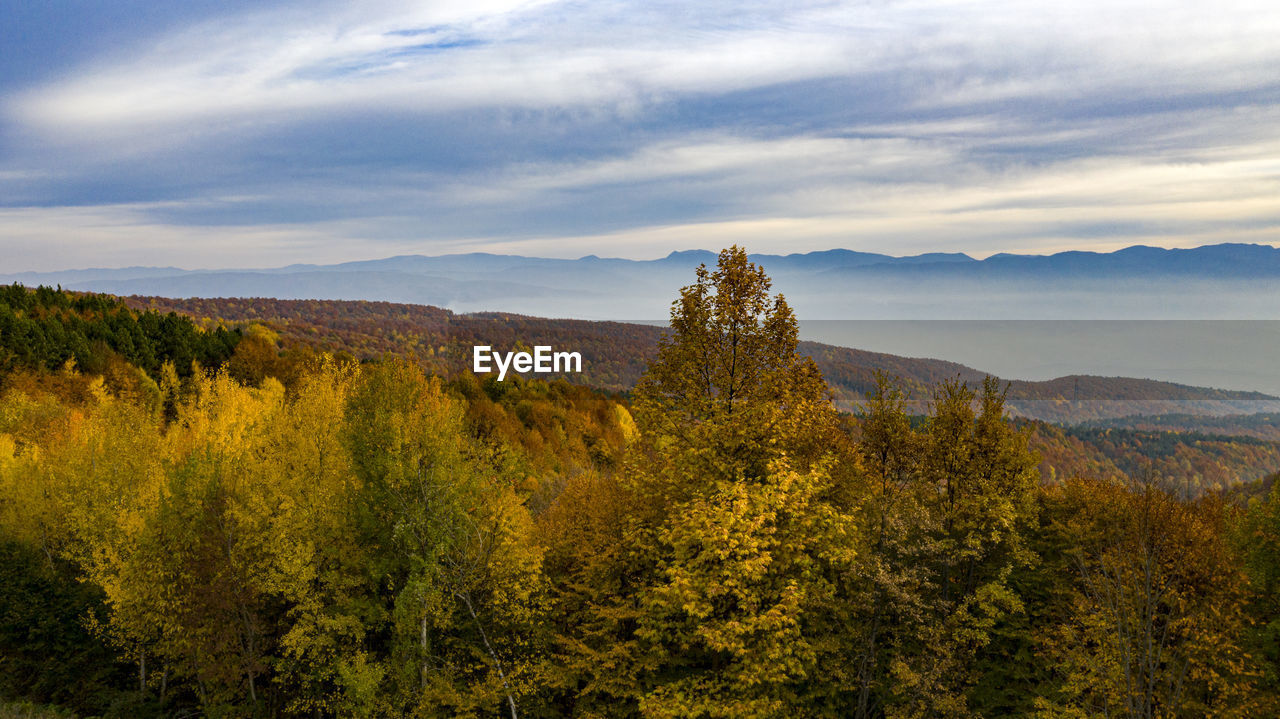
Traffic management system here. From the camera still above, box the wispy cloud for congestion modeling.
[2,0,1279,269]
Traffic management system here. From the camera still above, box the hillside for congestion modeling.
[1024,421,1280,493]
[0,285,240,381]
[1079,412,1280,440]
[121,294,1280,422]
[4,284,1269,495]
[5,281,1280,718]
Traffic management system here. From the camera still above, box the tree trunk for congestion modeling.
[457,591,519,719]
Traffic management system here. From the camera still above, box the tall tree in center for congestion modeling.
[633,245,836,486]
[550,246,861,717]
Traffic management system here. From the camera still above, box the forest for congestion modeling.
[3,247,1280,718]
[124,294,1279,425]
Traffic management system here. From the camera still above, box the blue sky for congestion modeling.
[2,0,1279,270]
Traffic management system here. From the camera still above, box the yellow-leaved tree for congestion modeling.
[1036,477,1265,718]
[546,246,862,717]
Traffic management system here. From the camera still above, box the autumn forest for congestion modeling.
[4,248,1280,718]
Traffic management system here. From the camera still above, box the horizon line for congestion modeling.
[5,240,1279,276]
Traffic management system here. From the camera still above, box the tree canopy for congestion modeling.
[1,260,1276,718]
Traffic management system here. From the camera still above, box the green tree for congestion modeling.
[846,372,934,718]
[882,376,1040,718]
[344,359,545,718]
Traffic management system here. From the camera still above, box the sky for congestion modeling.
[2,0,1280,271]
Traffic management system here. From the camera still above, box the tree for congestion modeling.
[876,376,1041,718]
[632,244,837,485]
[846,372,934,718]
[553,246,861,717]
[1038,476,1265,717]
[1240,473,1280,701]
[227,324,282,386]
[344,359,545,718]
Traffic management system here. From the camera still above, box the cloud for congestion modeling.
[5,133,1276,272]
[2,0,1280,268]
[19,1,1278,141]
[10,2,851,142]
[0,203,418,271]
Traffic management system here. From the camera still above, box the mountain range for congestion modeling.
[7,242,1280,320]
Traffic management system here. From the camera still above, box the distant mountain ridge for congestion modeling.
[7,242,1280,320]
[16,242,1280,282]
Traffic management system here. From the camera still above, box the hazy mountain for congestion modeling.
[74,270,583,308]
[0,265,193,285]
[7,242,1279,321]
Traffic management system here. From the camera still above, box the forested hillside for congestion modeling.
[9,280,1276,499]
[124,294,1279,421]
[1028,422,1280,493]
[1,285,240,381]
[1080,412,1280,440]
[3,252,1280,717]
